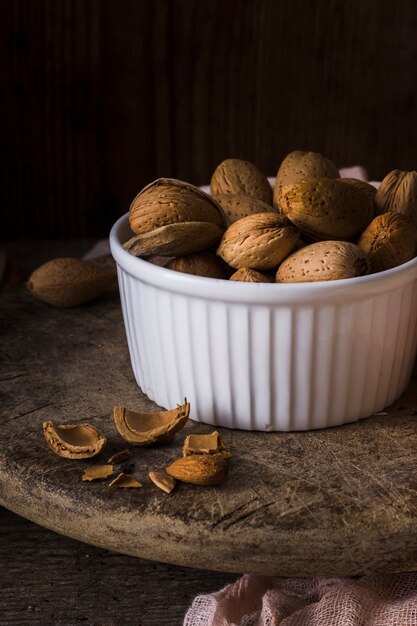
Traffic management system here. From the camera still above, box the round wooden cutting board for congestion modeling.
[1,277,417,576]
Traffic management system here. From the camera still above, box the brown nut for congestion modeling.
[276,241,369,283]
[123,221,223,257]
[229,268,270,282]
[27,258,116,309]
[217,213,299,271]
[43,421,107,459]
[273,151,339,211]
[341,178,377,207]
[210,158,272,205]
[374,170,417,226]
[166,252,227,278]
[215,194,276,225]
[166,454,229,486]
[358,212,417,272]
[129,178,225,235]
[113,400,190,446]
[279,178,374,241]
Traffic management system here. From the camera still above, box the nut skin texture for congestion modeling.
[276,241,369,283]
[229,268,270,282]
[27,258,116,308]
[217,212,299,271]
[374,170,417,227]
[210,159,273,205]
[215,194,276,225]
[129,178,226,235]
[166,455,229,486]
[166,252,227,279]
[273,151,340,211]
[358,212,417,273]
[279,178,374,241]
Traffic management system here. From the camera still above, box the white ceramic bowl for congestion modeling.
[110,213,417,431]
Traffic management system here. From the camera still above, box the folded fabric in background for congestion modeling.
[183,573,417,625]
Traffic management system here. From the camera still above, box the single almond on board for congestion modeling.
[27,258,116,308]
[109,473,143,488]
[358,212,417,272]
[273,150,339,210]
[215,194,276,225]
[149,471,176,493]
[166,252,227,278]
[229,268,270,282]
[113,400,190,446]
[182,431,231,458]
[374,170,417,226]
[211,159,273,205]
[166,454,229,486]
[123,221,223,257]
[217,212,299,270]
[42,421,107,459]
[82,465,114,481]
[276,241,369,283]
[279,178,374,241]
[129,178,225,235]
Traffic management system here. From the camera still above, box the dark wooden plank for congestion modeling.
[2,0,417,238]
[0,506,237,625]
[1,241,417,577]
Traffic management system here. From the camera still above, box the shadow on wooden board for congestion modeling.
[1,0,417,238]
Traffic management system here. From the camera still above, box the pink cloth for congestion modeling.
[183,573,417,625]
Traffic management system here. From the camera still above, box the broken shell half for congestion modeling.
[113,400,190,446]
[43,421,107,459]
[182,431,231,457]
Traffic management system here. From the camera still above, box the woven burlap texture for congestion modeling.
[183,573,417,625]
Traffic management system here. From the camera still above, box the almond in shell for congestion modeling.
[123,221,223,257]
[358,212,417,272]
[276,241,369,283]
[217,213,299,271]
[273,151,339,210]
[28,258,116,309]
[215,194,276,225]
[279,178,374,241]
[129,178,225,235]
[229,268,270,282]
[166,251,227,278]
[211,158,272,205]
[374,170,417,226]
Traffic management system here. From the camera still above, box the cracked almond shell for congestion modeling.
[276,241,369,283]
[123,221,223,257]
[273,151,339,210]
[358,212,417,272]
[129,178,225,235]
[43,421,107,459]
[182,431,231,457]
[166,454,229,486]
[113,400,190,446]
[217,212,299,270]
[374,170,417,226]
[211,159,273,205]
[279,178,374,241]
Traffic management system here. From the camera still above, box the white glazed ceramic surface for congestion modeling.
[110,212,417,431]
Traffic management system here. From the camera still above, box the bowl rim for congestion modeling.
[110,212,417,304]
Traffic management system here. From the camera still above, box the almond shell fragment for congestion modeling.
[182,431,231,457]
[109,473,143,488]
[149,471,176,493]
[42,421,107,459]
[82,465,114,481]
[113,400,190,446]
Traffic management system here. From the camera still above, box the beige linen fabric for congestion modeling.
[183,573,417,625]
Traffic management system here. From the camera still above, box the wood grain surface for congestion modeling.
[1,242,417,579]
[2,0,417,238]
[0,506,237,625]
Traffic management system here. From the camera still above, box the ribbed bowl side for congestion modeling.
[117,265,417,431]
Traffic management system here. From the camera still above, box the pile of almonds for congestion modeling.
[124,153,417,282]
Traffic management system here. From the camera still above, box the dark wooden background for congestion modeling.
[2,0,417,239]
